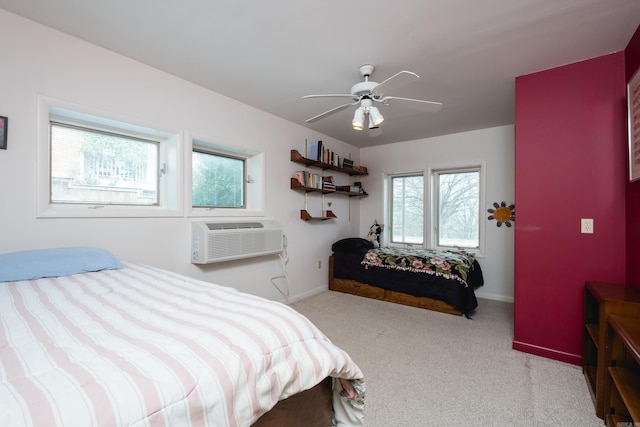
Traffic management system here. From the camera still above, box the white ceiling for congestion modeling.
[1,0,639,147]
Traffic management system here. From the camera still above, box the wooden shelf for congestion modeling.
[606,414,628,427]
[605,315,640,424]
[586,323,599,344]
[609,315,640,366]
[609,367,640,422]
[291,178,331,194]
[300,209,337,221]
[291,150,368,176]
[290,178,368,197]
[583,281,640,419]
[291,148,369,222]
[585,365,597,398]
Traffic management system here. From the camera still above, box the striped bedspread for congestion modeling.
[0,263,364,427]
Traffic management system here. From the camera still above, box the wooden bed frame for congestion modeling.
[252,377,333,426]
[328,255,464,316]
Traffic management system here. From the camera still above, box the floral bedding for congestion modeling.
[361,247,477,287]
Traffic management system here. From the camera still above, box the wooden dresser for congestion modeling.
[604,315,640,426]
[583,281,640,419]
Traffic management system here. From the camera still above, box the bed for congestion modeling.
[328,238,484,317]
[0,247,365,427]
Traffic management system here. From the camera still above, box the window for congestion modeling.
[433,168,480,249]
[390,174,424,244]
[387,164,484,254]
[192,150,244,208]
[189,138,265,217]
[36,96,181,218]
[50,123,159,206]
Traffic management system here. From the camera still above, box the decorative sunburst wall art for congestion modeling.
[487,201,515,227]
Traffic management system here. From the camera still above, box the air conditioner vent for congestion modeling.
[205,222,264,230]
[191,220,283,264]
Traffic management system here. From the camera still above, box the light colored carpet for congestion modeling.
[290,291,600,427]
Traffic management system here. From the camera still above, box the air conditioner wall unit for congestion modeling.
[191,220,283,264]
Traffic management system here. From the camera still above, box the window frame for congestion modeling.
[388,171,426,246]
[36,95,183,218]
[428,162,486,257]
[384,162,485,257]
[191,148,246,209]
[187,135,265,218]
[49,121,162,207]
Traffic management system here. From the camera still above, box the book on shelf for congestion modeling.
[293,171,322,188]
[308,140,322,161]
[322,176,335,190]
[342,158,354,169]
[294,171,305,186]
[323,182,336,191]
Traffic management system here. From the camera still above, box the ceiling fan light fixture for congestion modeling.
[303,65,441,133]
[352,107,365,130]
[369,106,384,126]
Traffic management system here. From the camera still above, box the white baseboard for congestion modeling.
[280,285,328,305]
[475,291,514,303]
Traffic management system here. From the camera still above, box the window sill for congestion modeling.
[37,205,184,219]
[187,207,265,218]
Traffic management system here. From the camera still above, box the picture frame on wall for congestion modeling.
[0,116,6,150]
[628,68,640,181]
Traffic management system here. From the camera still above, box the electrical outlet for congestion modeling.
[581,218,594,234]
[318,260,322,269]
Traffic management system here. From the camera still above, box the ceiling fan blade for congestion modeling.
[372,71,420,95]
[305,103,354,123]
[302,94,355,99]
[380,96,443,113]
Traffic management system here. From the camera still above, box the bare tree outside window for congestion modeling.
[389,168,480,249]
[436,170,479,248]
[391,175,424,244]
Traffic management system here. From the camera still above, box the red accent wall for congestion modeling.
[514,52,628,364]
[626,26,640,291]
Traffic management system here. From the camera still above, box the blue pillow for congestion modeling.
[0,247,123,282]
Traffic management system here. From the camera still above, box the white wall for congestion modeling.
[0,10,362,302]
[358,126,515,302]
[0,10,515,304]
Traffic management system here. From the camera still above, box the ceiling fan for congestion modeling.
[303,64,442,135]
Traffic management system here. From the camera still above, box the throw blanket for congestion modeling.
[361,247,476,286]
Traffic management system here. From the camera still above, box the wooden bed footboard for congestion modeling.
[328,256,463,316]
[252,377,333,427]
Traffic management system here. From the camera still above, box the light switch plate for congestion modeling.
[581,218,594,234]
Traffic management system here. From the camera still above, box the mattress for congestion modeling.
[0,261,364,427]
[332,247,483,313]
